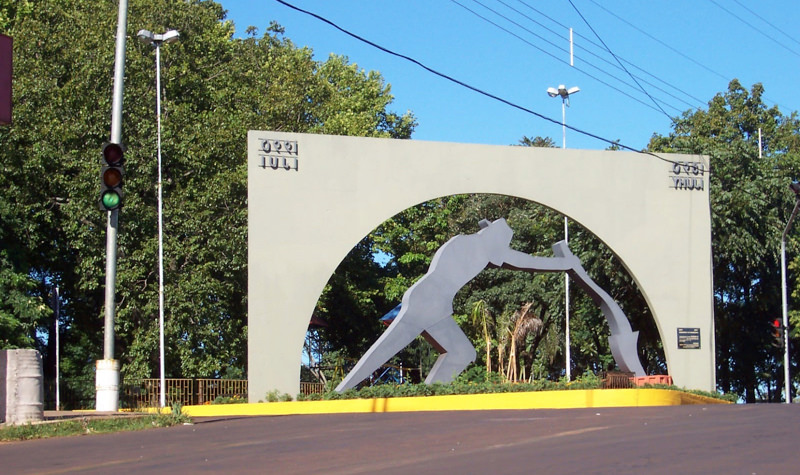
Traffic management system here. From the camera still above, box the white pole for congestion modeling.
[561,98,567,149]
[156,42,166,410]
[564,216,571,381]
[561,96,570,381]
[569,28,574,66]
[54,286,60,412]
[781,238,789,402]
[781,197,799,403]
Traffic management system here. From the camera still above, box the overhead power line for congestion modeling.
[505,0,707,108]
[272,0,707,172]
[731,0,800,48]
[585,0,731,83]
[707,0,800,58]
[566,0,673,121]
[585,0,791,112]
[453,0,685,114]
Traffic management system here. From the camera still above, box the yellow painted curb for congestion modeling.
[175,389,729,417]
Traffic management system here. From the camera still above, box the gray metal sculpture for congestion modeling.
[335,218,645,392]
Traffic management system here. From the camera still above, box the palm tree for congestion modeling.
[470,300,493,376]
[504,302,543,382]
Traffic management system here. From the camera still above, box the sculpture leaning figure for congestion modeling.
[335,218,645,392]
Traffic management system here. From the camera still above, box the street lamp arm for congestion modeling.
[783,196,800,243]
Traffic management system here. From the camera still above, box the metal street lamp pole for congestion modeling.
[51,286,60,412]
[547,84,580,381]
[138,28,180,409]
[96,0,128,413]
[780,182,800,403]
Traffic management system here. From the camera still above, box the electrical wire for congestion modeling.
[466,0,695,112]
[497,0,705,110]
[585,0,731,83]
[566,0,674,121]
[585,0,792,112]
[454,0,685,114]
[707,0,800,58]
[272,0,709,173]
[731,0,800,48]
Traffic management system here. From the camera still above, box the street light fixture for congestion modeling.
[137,28,180,409]
[547,84,580,381]
[780,181,800,403]
[547,85,580,149]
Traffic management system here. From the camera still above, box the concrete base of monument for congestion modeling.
[172,388,729,418]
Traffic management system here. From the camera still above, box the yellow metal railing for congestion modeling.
[121,378,249,408]
[300,382,325,395]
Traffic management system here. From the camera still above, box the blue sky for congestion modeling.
[221,0,800,151]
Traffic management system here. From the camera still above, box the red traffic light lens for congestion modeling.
[773,319,782,328]
[102,143,124,166]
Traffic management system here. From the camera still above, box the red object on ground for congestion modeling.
[632,375,673,386]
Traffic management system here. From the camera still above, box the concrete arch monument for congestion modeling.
[247,131,714,400]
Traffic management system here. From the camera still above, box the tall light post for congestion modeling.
[780,181,800,403]
[96,0,129,413]
[547,84,580,381]
[137,28,180,409]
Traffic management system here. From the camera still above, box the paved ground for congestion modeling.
[2,404,797,474]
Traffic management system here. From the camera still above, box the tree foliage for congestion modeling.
[0,0,414,390]
[5,0,800,406]
[649,80,800,402]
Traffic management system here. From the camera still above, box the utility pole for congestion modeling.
[96,0,129,412]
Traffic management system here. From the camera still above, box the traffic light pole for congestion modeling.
[96,0,129,412]
[104,210,118,361]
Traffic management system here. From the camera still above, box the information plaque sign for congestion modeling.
[677,327,701,349]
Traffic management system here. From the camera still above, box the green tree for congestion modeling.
[649,80,800,402]
[1,0,415,397]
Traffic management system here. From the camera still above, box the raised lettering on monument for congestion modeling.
[258,138,299,171]
[668,161,706,191]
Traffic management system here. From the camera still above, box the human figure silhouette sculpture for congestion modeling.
[335,218,644,392]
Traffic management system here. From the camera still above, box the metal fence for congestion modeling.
[121,379,249,408]
[44,377,328,410]
[300,382,325,395]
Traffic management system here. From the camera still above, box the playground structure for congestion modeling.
[247,131,714,401]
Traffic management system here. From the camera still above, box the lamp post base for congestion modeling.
[95,359,120,411]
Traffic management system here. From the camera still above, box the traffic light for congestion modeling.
[770,318,785,348]
[99,142,124,211]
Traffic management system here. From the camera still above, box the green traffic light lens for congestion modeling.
[101,190,121,209]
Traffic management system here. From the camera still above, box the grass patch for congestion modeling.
[640,384,738,403]
[297,371,604,401]
[211,394,247,404]
[0,405,192,442]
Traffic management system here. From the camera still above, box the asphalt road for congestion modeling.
[2,404,797,474]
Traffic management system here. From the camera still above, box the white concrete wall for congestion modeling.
[247,131,714,400]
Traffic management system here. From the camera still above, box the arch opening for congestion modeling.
[305,193,666,390]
